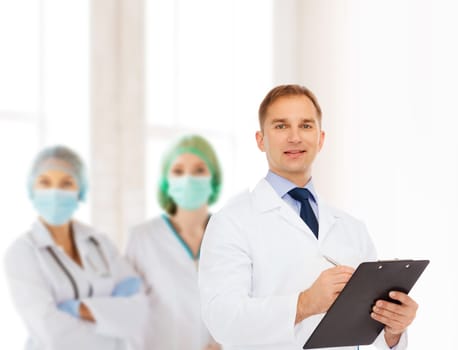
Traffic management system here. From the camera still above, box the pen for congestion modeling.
[322,255,340,266]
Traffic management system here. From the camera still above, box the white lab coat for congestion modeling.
[199,179,408,350]
[126,216,217,350]
[4,220,149,350]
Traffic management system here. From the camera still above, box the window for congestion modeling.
[0,1,89,346]
[145,0,274,216]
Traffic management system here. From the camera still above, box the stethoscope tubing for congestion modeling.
[47,237,109,299]
[47,247,80,299]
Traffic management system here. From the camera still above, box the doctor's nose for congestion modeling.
[287,127,301,143]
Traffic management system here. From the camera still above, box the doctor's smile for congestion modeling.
[284,149,306,159]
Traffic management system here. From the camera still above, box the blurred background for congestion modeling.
[1,0,457,348]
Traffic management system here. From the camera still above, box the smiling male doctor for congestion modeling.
[198,85,418,350]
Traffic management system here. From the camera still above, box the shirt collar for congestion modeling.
[265,170,318,203]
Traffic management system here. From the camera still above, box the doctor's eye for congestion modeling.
[300,123,313,129]
[170,167,184,176]
[192,162,210,176]
[194,167,206,175]
[58,175,78,190]
[60,179,76,188]
[274,123,287,129]
[36,177,51,188]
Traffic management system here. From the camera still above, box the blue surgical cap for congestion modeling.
[27,145,88,201]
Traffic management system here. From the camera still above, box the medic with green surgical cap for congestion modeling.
[126,134,223,350]
[158,134,222,213]
[4,145,149,350]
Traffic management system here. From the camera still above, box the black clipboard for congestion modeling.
[303,259,429,349]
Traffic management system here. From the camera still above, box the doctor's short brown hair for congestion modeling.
[258,84,322,130]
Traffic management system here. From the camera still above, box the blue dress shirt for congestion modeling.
[265,170,319,220]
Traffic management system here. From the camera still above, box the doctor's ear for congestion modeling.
[255,131,265,152]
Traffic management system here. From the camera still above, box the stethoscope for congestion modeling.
[47,237,110,299]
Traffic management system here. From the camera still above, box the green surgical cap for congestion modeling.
[27,145,88,201]
[158,135,222,214]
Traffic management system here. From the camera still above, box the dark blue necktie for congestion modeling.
[288,187,319,238]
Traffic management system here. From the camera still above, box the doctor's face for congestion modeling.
[255,95,325,186]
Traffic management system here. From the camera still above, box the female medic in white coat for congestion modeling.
[126,135,222,350]
[4,145,148,350]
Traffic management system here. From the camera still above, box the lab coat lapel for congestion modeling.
[252,179,339,240]
[71,221,109,277]
[29,220,56,248]
[72,221,94,248]
[252,179,315,235]
[316,201,338,242]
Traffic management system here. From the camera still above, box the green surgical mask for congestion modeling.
[167,176,212,210]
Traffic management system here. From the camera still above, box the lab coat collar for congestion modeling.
[29,219,95,249]
[251,179,284,213]
[252,179,340,241]
[29,220,55,248]
[252,179,310,235]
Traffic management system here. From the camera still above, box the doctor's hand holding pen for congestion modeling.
[295,258,355,324]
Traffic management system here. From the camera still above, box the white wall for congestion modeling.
[144,0,274,220]
[273,1,457,348]
[0,1,90,348]
[2,1,457,348]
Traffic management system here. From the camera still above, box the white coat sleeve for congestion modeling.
[373,330,408,350]
[4,238,108,349]
[81,235,149,338]
[198,212,299,347]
